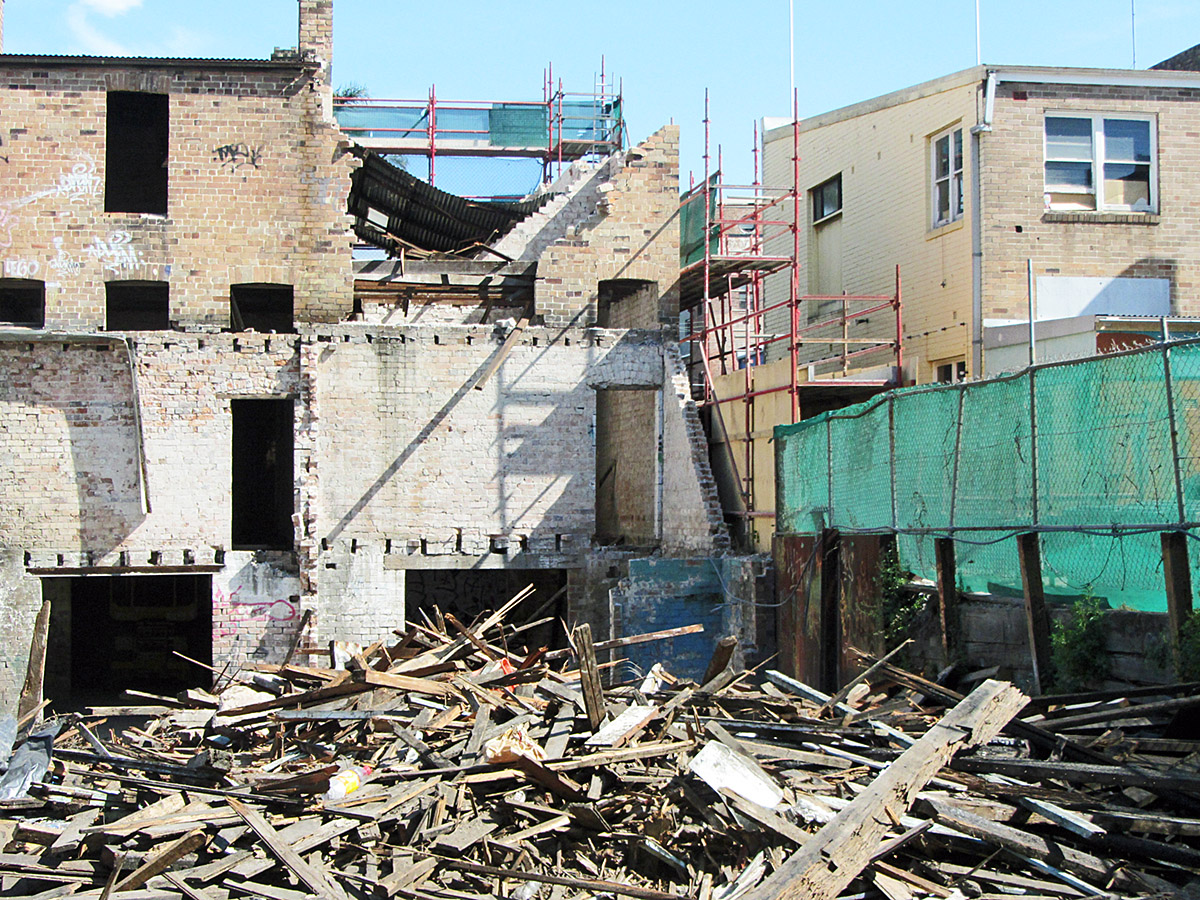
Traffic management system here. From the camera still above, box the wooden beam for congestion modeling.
[228,798,348,900]
[738,679,1027,900]
[572,624,605,732]
[934,538,959,663]
[1162,530,1193,678]
[472,316,528,391]
[17,598,52,724]
[114,827,207,892]
[819,529,841,694]
[1017,533,1054,694]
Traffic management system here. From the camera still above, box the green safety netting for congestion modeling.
[775,341,1200,612]
[680,174,719,267]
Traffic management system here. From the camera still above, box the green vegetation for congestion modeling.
[877,544,924,650]
[1050,592,1109,692]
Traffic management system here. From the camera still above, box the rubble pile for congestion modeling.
[2,592,1200,899]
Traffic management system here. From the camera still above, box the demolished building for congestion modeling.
[0,0,760,709]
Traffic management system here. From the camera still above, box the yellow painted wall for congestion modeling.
[763,76,981,384]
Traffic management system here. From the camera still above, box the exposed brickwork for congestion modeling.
[0,61,355,329]
[536,126,681,328]
[980,82,1200,322]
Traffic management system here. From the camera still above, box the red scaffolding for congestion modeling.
[678,94,903,528]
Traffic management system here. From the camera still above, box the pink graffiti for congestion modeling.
[214,585,299,623]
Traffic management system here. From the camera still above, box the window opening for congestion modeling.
[105,91,169,215]
[231,284,295,333]
[931,126,964,227]
[811,174,842,224]
[0,279,46,327]
[106,281,169,331]
[1044,114,1155,212]
[232,399,294,550]
[935,360,967,384]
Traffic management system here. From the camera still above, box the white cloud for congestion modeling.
[66,5,130,55]
[79,0,145,16]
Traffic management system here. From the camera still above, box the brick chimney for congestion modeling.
[298,0,333,82]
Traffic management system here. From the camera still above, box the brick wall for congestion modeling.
[0,61,355,328]
[536,126,681,328]
[980,82,1200,323]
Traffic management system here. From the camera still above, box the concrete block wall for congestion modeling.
[535,126,681,328]
[981,82,1200,322]
[0,61,355,329]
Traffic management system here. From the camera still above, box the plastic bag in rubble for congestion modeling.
[0,720,61,800]
[484,723,546,765]
[0,715,16,773]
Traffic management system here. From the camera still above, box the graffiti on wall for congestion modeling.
[213,142,263,171]
[48,238,82,277]
[83,231,144,273]
[0,154,103,251]
[2,258,39,279]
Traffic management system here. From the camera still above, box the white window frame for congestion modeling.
[1042,112,1157,213]
[930,126,964,229]
[811,173,842,225]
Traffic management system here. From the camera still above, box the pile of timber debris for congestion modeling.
[2,591,1200,899]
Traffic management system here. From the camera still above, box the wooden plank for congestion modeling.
[1017,533,1054,694]
[926,798,1167,893]
[433,816,497,853]
[542,703,574,761]
[375,856,437,898]
[113,828,207,892]
[719,790,809,845]
[1040,693,1200,731]
[472,316,528,390]
[1161,531,1193,678]
[18,598,52,723]
[819,529,841,693]
[227,798,347,900]
[542,624,705,662]
[702,636,739,685]
[573,624,605,732]
[417,853,683,900]
[585,704,658,748]
[355,669,455,697]
[934,538,959,663]
[738,680,1027,900]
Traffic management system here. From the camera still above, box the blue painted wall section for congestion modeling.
[611,557,755,682]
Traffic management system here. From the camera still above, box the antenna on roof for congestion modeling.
[1131,0,1137,68]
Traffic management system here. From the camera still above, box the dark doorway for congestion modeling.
[405,568,567,652]
[0,279,46,327]
[231,284,295,333]
[105,91,169,215]
[232,399,294,550]
[44,574,211,706]
[106,281,170,331]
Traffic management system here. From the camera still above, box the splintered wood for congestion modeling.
[3,595,1200,899]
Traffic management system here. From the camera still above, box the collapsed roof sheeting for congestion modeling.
[348,149,551,256]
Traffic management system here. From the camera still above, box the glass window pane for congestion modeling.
[1103,162,1151,209]
[954,171,964,217]
[1045,160,1093,190]
[1104,119,1151,163]
[953,129,964,172]
[935,180,950,222]
[1045,117,1093,160]
[935,135,949,178]
[1047,191,1097,211]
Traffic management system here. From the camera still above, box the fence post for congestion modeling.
[888,395,898,532]
[949,386,964,529]
[826,417,834,527]
[1161,531,1193,677]
[1029,366,1039,527]
[1017,532,1054,694]
[1161,327,1186,527]
[935,538,959,664]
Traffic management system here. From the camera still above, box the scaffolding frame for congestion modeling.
[678,93,903,525]
[333,67,624,198]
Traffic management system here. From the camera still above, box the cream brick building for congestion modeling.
[0,1,750,707]
[763,58,1200,383]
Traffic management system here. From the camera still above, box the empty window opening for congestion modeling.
[43,574,212,706]
[597,278,658,328]
[0,279,46,327]
[231,283,295,333]
[106,281,170,330]
[232,399,294,550]
[595,387,658,545]
[105,91,169,215]
[405,568,567,651]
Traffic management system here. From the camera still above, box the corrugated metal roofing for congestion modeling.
[348,150,551,256]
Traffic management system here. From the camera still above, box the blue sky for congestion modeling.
[6,0,1200,186]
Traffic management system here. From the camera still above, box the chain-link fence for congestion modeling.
[776,339,1200,611]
